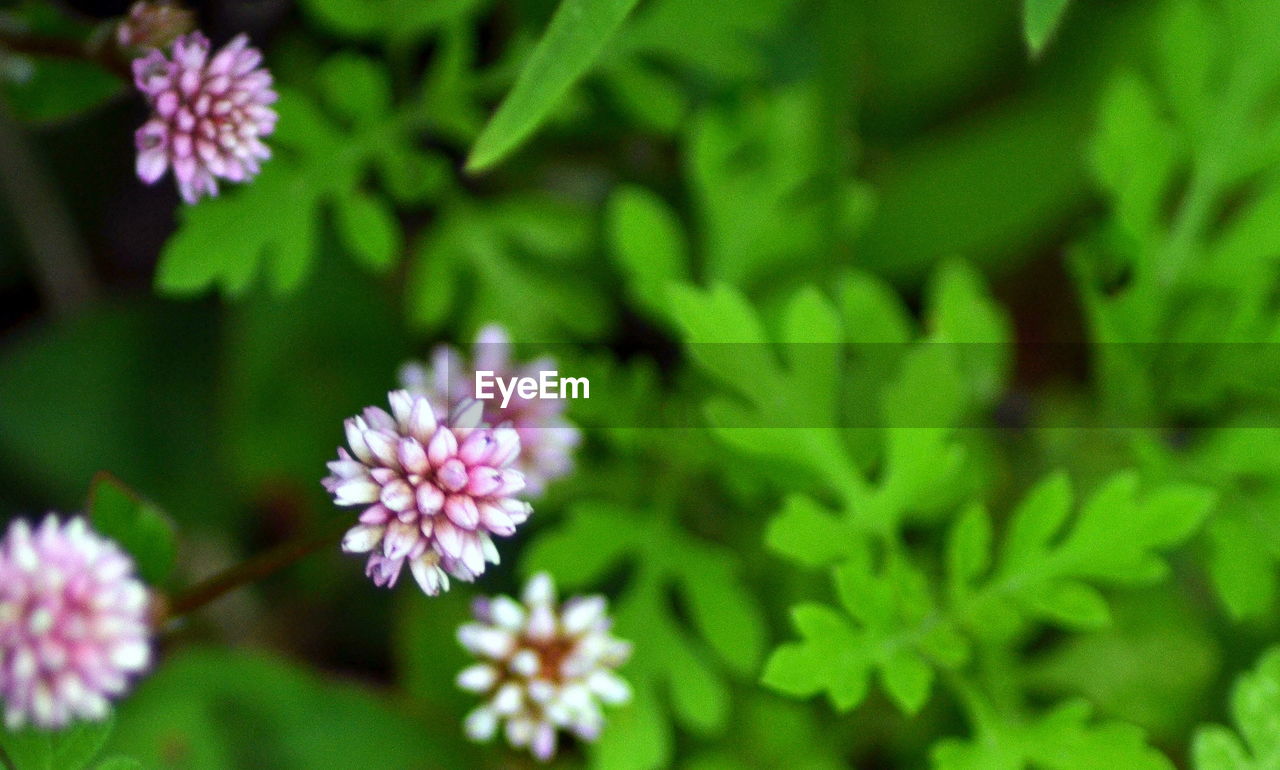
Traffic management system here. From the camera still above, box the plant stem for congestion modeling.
[0,22,131,81]
[159,521,348,624]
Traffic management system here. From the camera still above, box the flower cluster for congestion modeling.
[457,573,632,761]
[324,392,532,595]
[0,516,152,730]
[132,31,277,203]
[400,325,581,497]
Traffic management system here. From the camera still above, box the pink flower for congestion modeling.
[457,573,632,762]
[399,325,581,497]
[0,516,153,730]
[132,32,277,204]
[324,392,532,595]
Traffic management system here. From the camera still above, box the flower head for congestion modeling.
[325,391,532,595]
[132,32,277,203]
[399,325,581,497]
[457,573,632,762]
[0,516,153,730]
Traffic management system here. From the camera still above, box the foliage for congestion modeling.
[4,0,1280,768]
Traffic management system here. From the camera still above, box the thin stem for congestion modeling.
[160,521,348,624]
[0,22,131,81]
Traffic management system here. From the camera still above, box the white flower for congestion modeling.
[456,573,632,761]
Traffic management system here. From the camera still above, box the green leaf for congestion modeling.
[93,759,143,770]
[1208,516,1278,620]
[154,87,412,296]
[87,474,177,586]
[926,259,1013,405]
[763,555,967,715]
[0,5,122,124]
[405,195,606,338]
[333,191,402,272]
[1027,592,1218,740]
[467,0,644,170]
[762,603,868,711]
[947,503,993,593]
[606,185,689,316]
[317,54,392,123]
[1023,0,1073,56]
[0,716,115,770]
[0,301,221,523]
[955,472,1215,636]
[1192,646,1280,770]
[934,699,1174,770]
[299,0,485,40]
[687,86,830,288]
[2,60,121,124]
[106,647,465,769]
[668,282,857,496]
[765,495,860,569]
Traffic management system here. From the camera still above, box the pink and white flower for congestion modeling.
[324,392,532,595]
[399,325,581,497]
[457,573,632,762]
[0,516,153,730]
[132,32,277,203]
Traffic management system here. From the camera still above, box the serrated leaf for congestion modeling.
[763,556,965,715]
[958,472,1215,635]
[762,604,867,710]
[668,283,858,496]
[467,0,643,170]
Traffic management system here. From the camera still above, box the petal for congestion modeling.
[561,596,607,635]
[342,525,385,554]
[382,519,419,561]
[333,479,380,506]
[427,428,458,467]
[456,664,498,693]
[416,483,444,515]
[379,480,415,512]
[409,553,449,596]
[464,706,499,741]
[445,495,480,529]
[135,149,169,184]
[522,573,556,606]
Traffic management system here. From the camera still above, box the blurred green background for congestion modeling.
[4,0,1280,767]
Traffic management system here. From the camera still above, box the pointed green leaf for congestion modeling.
[467,0,644,170]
